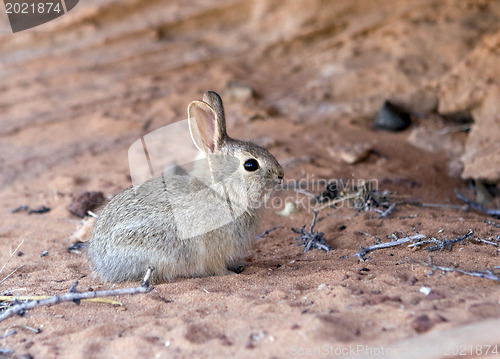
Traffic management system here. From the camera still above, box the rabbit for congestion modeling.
[88,91,284,283]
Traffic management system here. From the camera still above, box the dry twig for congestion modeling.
[292,211,331,253]
[354,233,426,260]
[408,229,474,252]
[0,268,154,322]
[377,202,396,219]
[257,226,283,239]
[358,228,498,260]
[473,237,499,247]
[0,265,24,286]
[416,202,466,210]
[484,219,500,229]
[0,239,24,275]
[455,190,500,217]
[411,257,500,282]
[315,180,399,216]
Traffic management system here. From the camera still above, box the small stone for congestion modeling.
[68,191,105,218]
[409,296,421,305]
[328,143,372,165]
[28,206,51,214]
[249,330,267,342]
[68,241,88,254]
[419,286,431,296]
[247,330,267,348]
[411,314,434,333]
[222,80,255,101]
[11,205,28,213]
[374,100,411,131]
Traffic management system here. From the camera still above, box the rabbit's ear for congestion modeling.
[188,100,225,154]
[202,91,226,133]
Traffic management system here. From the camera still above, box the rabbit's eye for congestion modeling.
[243,158,260,172]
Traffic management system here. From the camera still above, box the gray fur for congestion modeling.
[88,92,284,283]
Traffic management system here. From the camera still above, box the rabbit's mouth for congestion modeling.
[274,175,284,188]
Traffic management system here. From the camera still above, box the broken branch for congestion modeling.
[455,190,500,217]
[292,211,331,253]
[0,268,154,322]
[354,233,426,259]
[484,219,500,229]
[257,226,283,239]
[411,257,500,282]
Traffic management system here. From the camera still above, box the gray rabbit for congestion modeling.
[89,91,284,283]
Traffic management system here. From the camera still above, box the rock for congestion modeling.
[406,89,438,114]
[438,31,500,115]
[406,124,464,154]
[406,122,464,177]
[460,88,500,181]
[68,191,105,218]
[436,30,500,181]
[410,314,434,333]
[374,101,411,132]
[221,80,256,101]
[328,143,372,165]
[222,80,279,120]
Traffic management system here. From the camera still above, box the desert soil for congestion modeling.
[1,0,500,358]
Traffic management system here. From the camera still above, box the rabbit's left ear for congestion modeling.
[188,100,225,154]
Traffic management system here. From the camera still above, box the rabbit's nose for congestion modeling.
[277,167,284,181]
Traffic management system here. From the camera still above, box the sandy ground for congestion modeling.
[1,0,500,358]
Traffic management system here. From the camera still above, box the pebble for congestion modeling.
[328,143,372,165]
[374,100,411,131]
[68,191,105,218]
[411,314,434,333]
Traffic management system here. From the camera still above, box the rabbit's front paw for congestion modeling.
[227,263,246,274]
